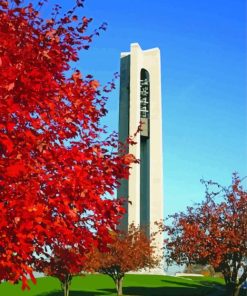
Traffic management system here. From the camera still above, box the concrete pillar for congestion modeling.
[118,43,164,271]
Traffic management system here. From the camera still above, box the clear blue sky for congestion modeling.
[47,0,246,217]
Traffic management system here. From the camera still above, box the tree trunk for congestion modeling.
[232,286,241,296]
[115,277,124,296]
[225,284,241,296]
[61,276,71,296]
[64,279,69,296]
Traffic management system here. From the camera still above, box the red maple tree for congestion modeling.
[88,224,162,296]
[0,0,137,288]
[34,245,90,296]
[165,173,247,296]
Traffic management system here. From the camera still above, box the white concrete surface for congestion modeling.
[118,43,164,267]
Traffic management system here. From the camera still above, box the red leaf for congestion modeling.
[21,277,30,291]
[7,82,15,90]
[6,161,26,177]
[1,136,14,153]
[29,272,37,285]
[7,122,15,132]
[91,80,99,89]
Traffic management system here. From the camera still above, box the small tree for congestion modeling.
[165,173,247,296]
[90,224,162,296]
[35,246,89,296]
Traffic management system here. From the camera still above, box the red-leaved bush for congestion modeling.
[165,173,247,296]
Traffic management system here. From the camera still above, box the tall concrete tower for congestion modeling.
[117,43,164,252]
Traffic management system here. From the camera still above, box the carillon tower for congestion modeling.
[117,43,164,257]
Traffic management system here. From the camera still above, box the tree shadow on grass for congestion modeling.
[199,280,224,287]
[161,279,202,287]
[36,279,225,296]
[161,278,224,287]
[100,283,219,296]
[36,286,224,296]
[37,290,107,296]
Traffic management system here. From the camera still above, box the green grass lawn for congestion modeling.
[0,274,226,296]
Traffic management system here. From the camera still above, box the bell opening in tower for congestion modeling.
[140,68,150,236]
[140,69,150,138]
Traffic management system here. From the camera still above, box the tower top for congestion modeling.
[121,43,160,58]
